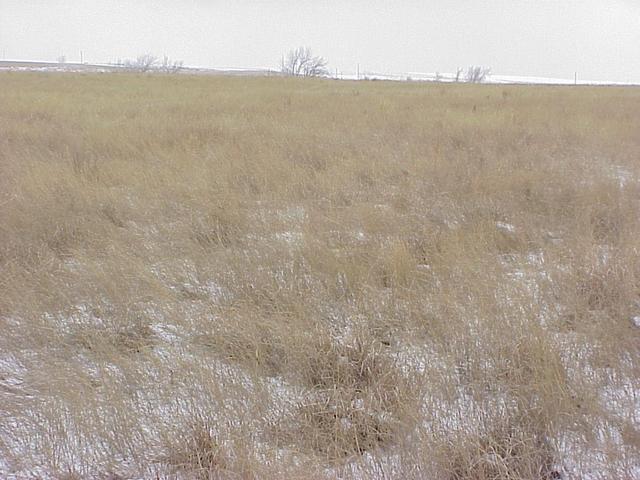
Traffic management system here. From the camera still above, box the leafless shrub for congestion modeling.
[120,54,183,73]
[466,66,491,83]
[124,53,158,72]
[160,55,184,74]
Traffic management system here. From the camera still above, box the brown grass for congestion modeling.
[0,72,639,479]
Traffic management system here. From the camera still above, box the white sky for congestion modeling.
[1,1,638,81]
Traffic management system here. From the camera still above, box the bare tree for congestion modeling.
[281,47,328,77]
[455,67,464,82]
[160,55,184,74]
[125,54,158,72]
[465,66,491,83]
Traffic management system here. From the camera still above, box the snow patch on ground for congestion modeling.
[496,221,516,233]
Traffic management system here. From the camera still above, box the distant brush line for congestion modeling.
[0,60,637,86]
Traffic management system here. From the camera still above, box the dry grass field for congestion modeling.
[1,73,639,479]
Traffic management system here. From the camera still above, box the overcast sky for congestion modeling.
[1,1,638,81]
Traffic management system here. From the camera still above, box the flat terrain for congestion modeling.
[1,73,639,479]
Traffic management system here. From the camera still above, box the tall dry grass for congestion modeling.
[0,72,639,479]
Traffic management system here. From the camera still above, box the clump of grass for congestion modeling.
[282,328,419,460]
[162,417,249,480]
[191,305,291,377]
[438,413,560,480]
